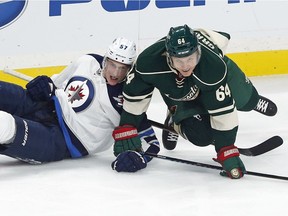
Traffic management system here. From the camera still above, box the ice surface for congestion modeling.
[1,75,288,216]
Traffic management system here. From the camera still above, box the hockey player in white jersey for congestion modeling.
[0,37,159,172]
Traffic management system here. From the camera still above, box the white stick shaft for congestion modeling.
[3,68,33,81]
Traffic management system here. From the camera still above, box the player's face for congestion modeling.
[103,58,131,86]
[171,52,199,77]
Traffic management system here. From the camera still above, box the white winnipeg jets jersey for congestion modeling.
[51,54,122,154]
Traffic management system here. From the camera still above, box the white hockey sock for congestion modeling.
[0,111,16,144]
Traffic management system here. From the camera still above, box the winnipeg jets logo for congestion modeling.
[68,80,87,103]
[65,76,94,112]
[113,94,123,107]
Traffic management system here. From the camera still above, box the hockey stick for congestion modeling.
[145,152,288,181]
[3,68,33,81]
[148,119,283,157]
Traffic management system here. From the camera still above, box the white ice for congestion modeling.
[1,74,288,216]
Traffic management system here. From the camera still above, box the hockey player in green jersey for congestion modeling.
[111,24,277,179]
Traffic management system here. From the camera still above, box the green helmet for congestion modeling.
[165,24,199,58]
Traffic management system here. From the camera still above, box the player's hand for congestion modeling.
[111,151,147,172]
[213,145,246,179]
[26,75,56,101]
[112,125,142,156]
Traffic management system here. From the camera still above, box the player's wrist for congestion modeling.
[112,125,138,141]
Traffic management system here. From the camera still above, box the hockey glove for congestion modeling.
[111,151,147,172]
[112,125,142,157]
[213,145,246,179]
[26,75,56,101]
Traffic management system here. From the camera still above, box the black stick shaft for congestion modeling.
[148,119,283,157]
[145,152,288,181]
[148,119,173,132]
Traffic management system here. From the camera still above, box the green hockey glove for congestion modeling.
[213,145,247,179]
[112,125,142,156]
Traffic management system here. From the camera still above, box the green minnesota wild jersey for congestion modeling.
[121,29,256,149]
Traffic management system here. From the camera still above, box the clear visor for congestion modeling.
[104,58,131,75]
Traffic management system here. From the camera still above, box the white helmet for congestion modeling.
[105,37,137,65]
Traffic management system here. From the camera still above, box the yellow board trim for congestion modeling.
[1,50,288,87]
[227,50,288,76]
[0,66,66,87]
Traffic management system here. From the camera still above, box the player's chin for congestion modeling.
[180,70,193,77]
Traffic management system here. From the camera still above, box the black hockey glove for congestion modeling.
[111,151,147,172]
[26,75,56,101]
